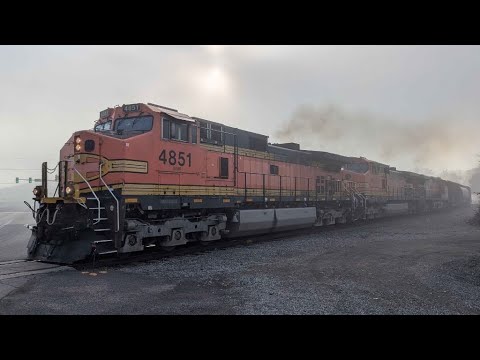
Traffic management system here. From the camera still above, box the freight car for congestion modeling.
[25,103,472,264]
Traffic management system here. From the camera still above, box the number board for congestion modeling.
[123,104,140,112]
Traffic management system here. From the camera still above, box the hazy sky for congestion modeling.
[1,45,479,188]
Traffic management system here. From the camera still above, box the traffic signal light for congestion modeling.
[15,177,19,183]
[28,177,32,183]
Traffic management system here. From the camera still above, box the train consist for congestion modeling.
[26,103,472,264]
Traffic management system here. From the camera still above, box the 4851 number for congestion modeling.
[159,149,192,167]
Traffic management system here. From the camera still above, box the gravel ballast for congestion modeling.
[1,206,480,314]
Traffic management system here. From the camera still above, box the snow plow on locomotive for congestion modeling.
[25,103,472,264]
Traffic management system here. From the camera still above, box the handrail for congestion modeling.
[100,162,120,232]
[237,171,353,200]
[342,180,357,210]
[72,166,101,225]
[343,180,366,211]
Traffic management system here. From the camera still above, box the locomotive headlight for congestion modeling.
[74,136,82,152]
[33,186,43,199]
[65,181,76,198]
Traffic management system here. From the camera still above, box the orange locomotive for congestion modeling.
[26,103,472,263]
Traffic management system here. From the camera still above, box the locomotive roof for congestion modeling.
[192,116,269,139]
[303,150,352,165]
[146,103,195,123]
[349,157,390,167]
[142,104,268,138]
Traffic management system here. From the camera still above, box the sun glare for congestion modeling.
[204,45,225,55]
[199,67,230,95]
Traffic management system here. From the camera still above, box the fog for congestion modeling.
[1,45,480,190]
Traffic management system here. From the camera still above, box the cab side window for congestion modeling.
[171,122,188,142]
[162,118,189,142]
[162,118,171,139]
[191,126,198,144]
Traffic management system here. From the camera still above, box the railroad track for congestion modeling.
[0,259,70,280]
[4,225,352,276]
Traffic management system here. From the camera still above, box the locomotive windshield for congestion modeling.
[115,116,153,134]
[94,120,112,132]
